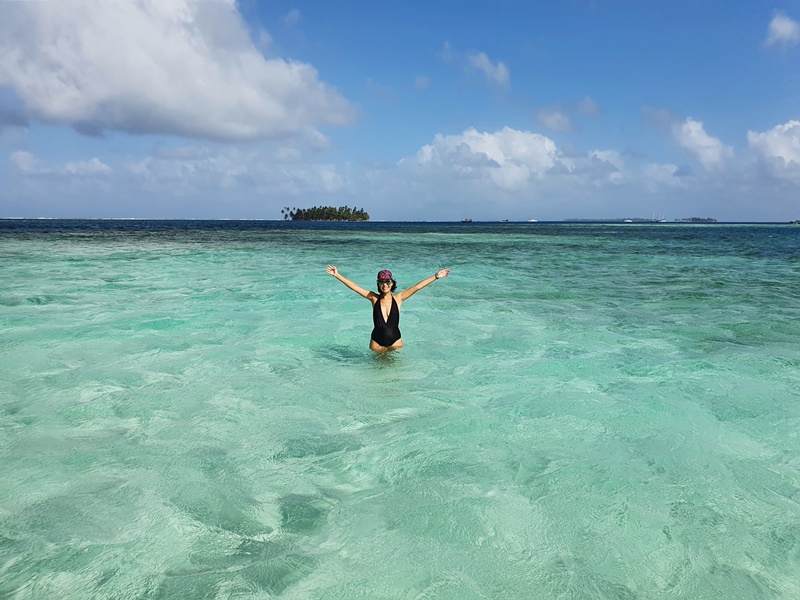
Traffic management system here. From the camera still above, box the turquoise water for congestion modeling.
[1,220,799,599]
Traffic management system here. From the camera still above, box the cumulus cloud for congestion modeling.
[407,127,560,191]
[748,120,800,182]
[764,13,800,48]
[467,52,510,87]
[748,120,800,163]
[394,125,739,214]
[671,118,732,170]
[380,126,722,220]
[403,127,670,197]
[0,0,354,143]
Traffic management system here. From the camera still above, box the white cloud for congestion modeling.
[0,0,354,143]
[748,120,800,164]
[8,122,793,221]
[467,52,510,87]
[404,127,665,197]
[11,150,111,176]
[388,126,746,220]
[748,120,800,183]
[671,118,732,170]
[407,127,560,191]
[764,13,800,48]
[537,107,572,132]
[64,158,112,175]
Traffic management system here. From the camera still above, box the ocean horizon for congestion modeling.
[2,217,795,223]
[2,219,799,599]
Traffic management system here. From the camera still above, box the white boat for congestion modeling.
[528,218,538,222]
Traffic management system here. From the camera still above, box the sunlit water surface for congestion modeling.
[1,220,799,599]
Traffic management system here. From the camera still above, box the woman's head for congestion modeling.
[377,269,397,292]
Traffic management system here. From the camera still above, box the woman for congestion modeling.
[326,266,451,352]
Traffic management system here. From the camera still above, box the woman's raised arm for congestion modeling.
[326,265,375,300]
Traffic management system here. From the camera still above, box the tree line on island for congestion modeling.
[280,206,370,221]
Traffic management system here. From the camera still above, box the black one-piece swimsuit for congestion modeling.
[371,296,401,347]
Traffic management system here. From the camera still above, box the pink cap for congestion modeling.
[377,269,393,280]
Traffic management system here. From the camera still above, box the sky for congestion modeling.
[1,0,799,221]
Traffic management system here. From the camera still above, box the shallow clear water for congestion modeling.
[1,220,799,599]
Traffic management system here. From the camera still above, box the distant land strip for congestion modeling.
[280,206,370,221]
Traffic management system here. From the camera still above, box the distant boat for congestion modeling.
[528,218,538,222]
[623,219,633,223]
[461,218,473,223]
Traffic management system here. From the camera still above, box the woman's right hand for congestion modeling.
[326,265,338,277]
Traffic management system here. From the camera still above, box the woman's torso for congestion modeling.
[371,294,401,347]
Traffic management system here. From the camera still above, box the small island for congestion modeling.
[675,217,717,223]
[281,206,370,221]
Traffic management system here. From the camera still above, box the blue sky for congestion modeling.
[1,0,799,221]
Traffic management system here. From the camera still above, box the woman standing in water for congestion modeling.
[326,266,451,352]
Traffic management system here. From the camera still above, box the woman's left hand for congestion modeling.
[435,268,450,279]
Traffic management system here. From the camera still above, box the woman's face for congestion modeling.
[377,280,393,292]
